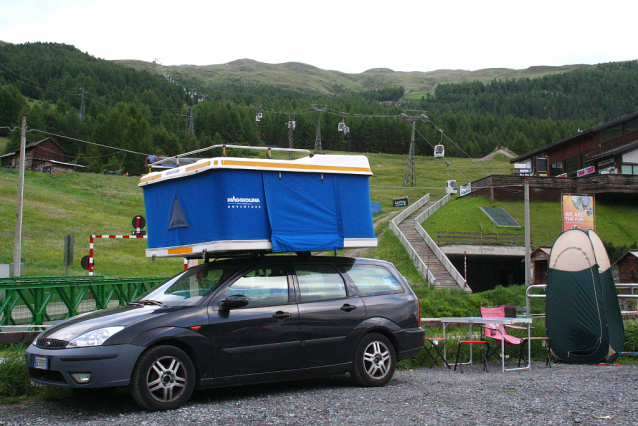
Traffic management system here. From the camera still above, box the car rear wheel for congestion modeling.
[130,345,195,411]
[351,333,396,387]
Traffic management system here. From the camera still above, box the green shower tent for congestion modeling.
[546,229,624,364]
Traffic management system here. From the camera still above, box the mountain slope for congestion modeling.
[116,58,591,97]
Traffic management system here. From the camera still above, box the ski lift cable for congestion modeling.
[413,126,471,183]
[427,118,491,176]
[0,63,81,95]
[27,128,151,157]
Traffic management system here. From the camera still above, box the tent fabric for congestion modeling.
[168,196,189,229]
[143,167,375,254]
[144,169,271,249]
[263,171,344,252]
[588,230,625,361]
[546,229,624,364]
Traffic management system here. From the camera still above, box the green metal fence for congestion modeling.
[0,276,167,331]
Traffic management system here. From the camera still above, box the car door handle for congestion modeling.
[341,304,357,312]
[272,311,291,319]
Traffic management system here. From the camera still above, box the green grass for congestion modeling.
[0,151,511,278]
[1,148,636,277]
[422,195,638,248]
[0,168,184,277]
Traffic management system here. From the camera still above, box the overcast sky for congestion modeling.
[1,0,636,74]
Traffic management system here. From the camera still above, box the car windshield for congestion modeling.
[135,262,242,307]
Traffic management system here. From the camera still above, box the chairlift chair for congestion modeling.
[434,144,445,158]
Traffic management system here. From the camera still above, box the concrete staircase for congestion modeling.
[396,201,464,291]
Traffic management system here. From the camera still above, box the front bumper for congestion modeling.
[25,343,146,388]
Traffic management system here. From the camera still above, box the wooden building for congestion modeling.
[0,138,85,175]
[615,250,638,283]
[530,246,552,285]
[461,112,638,202]
[510,111,638,178]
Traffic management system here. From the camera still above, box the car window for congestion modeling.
[227,266,290,308]
[342,264,404,296]
[137,263,241,306]
[295,264,347,303]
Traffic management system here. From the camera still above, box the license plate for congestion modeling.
[33,356,49,370]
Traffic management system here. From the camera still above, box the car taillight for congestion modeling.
[417,303,421,327]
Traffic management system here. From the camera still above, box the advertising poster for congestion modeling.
[562,194,595,231]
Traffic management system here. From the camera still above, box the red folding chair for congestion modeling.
[480,306,528,367]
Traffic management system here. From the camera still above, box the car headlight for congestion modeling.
[67,326,125,347]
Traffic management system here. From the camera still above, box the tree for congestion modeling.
[0,84,26,139]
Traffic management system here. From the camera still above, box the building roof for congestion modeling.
[26,138,66,152]
[2,138,65,158]
[510,111,638,163]
[587,139,638,163]
[614,250,638,265]
[530,246,552,259]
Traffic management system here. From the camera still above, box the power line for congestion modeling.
[27,129,150,157]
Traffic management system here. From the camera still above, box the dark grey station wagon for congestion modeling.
[26,255,424,411]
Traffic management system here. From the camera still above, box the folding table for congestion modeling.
[440,316,532,372]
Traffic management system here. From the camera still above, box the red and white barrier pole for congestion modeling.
[89,234,147,276]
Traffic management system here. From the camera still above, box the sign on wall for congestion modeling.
[562,194,595,231]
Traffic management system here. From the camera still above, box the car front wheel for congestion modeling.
[351,333,396,387]
[130,345,195,411]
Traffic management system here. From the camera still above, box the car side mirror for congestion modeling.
[219,294,249,310]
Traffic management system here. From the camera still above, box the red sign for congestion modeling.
[577,166,595,177]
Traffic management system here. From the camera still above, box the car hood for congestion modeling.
[40,305,169,341]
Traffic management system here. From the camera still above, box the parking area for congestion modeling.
[1,362,637,426]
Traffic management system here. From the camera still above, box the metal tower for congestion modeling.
[287,115,295,159]
[79,87,86,120]
[185,106,195,133]
[399,112,429,187]
[312,105,327,153]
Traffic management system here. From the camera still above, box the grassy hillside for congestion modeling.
[116,58,591,98]
[0,151,509,277]
[1,150,635,278]
[422,196,638,255]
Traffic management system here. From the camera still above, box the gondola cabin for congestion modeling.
[434,144,445,158]
[139,146,377,258]
[445,180,457,194]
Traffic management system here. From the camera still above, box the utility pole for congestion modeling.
[398,112,428,187]
[311,105,327,153]
[12,116,26,277]
[524,179,531,286]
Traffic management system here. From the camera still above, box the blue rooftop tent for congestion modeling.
[139,146,377,259]
[546,229,624,364]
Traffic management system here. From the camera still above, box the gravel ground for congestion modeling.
[1,362,637,426]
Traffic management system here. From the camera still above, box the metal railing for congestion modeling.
[525,283,638,317]
[391,194,431,225]
[389,194,435,286]
[0,276,166,331]
[413,194,467,291]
